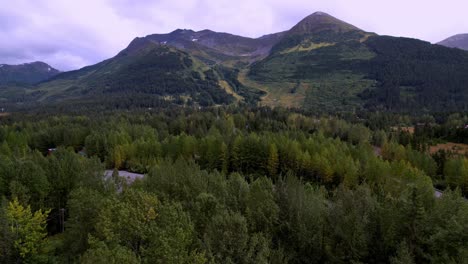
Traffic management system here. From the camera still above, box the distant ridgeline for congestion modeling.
[438,34,468,51]
[2,12,468,112]
[0,62,59,85]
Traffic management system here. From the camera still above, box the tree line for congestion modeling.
[0,106,467,263]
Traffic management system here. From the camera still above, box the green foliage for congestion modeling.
[142,202,204,264]
[5,198,50,263]
[250,31,468,113]
[267,143,279,177]
[64,187,108,258]
[326,186,377,262]
[0,106,467,263]
[204,210,250,263]
[80,238,141,264]
[444,158,468,194]
[362,36,468,112]
[246,177,279,234]
[214,66,265,104]
[276,175,326,262]
[390,241,415,264]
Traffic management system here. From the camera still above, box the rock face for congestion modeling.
[438,34,468,51]
[125,29,286,61]
[0,61,60,85]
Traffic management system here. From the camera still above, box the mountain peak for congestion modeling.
[0,61,60,85]
[311,11,330,16]
[171,29,195,35]
[289,12,361,35]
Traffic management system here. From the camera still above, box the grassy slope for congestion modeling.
[238,69,305,108]
[29,45,249,106]
[247,30,376,111]
[249,31,468,112]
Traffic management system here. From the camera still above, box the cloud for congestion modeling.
[0,0,466,70]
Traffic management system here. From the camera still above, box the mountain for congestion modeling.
[248,12,377,110]
[26,41,263,107]
[133,29,284,57]
[438,34,468,51]
[288,11,361,35]
[13,28,282,107]
[8,12,468,112]
[0,61,60,85]
[125,29,285,66]
[248,12,468,112]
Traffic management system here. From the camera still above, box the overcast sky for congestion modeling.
[1,0,467,71]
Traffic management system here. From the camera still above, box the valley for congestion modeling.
[2,12,468,113]
[1,8,468,264]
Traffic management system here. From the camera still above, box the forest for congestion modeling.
[250,33,468,113]
[0,106,467,263]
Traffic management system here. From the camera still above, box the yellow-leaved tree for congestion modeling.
[6,198,50,262]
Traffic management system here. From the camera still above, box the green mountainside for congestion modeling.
[0,61,60,85]
[0,62,61,105]
[18,42,263,108]
[4,12,468,112]
[249,12,468,112]
[32,44,234,106]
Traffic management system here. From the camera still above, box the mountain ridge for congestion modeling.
[0,61,60,85]
[438,34,468,51]
[4,12,468,113]
[124,28,286,63]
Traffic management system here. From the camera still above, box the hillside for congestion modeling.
[25,42,265,107]
[247,13,468,112]
[2,4,468,264]
[0,61,60,85]
[438,34,468,51]
[5,12,468,113]
[126,29,285,67]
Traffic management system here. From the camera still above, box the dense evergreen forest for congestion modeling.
[0,106,467,263]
